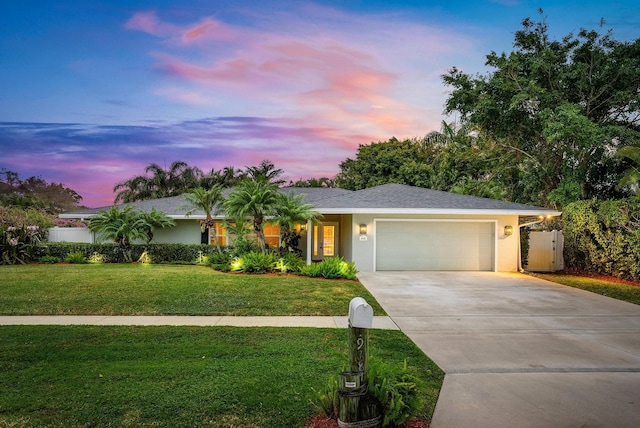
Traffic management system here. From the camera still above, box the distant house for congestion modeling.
[60,183,560,272]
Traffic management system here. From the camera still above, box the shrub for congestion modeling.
[275,253,305,273]
[563,197,640,280]
[228,238,260,257]
[231,251,278,273]
[313,375,339,419]
[316,359,422,427]
[65,251,88,264]
[368,359,421,427]
[38,255,61,264]
[207,251,232,271]
[300,257,358,280]
[1,225,43,264]
[34,243,217,264]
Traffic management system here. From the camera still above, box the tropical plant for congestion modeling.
[300,257,358,280]
[368,359,421,427]
[1,224,43,264]
[88,206,175,262]
[617,146,640,194]
[65,251,88,264]
[113,161,204,203]
[89,206,145,262]
[224,177,280,252]
[230,251,279,273]
[245,159,286,185]
[199,166,246,189]
[134,207,176,243]
[273,191,321,255]
[182,186,225,251]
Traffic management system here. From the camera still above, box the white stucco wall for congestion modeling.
[349,214,520,272]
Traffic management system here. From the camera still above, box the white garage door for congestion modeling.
[375,221,495,271]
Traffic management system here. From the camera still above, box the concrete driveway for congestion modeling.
[357,271,640,428]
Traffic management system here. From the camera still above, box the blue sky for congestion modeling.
[1,0,638,206]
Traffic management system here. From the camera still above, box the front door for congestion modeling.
[312,222,339,261]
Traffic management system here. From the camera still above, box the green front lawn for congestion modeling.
[531,273,640,305]
[0,325,443,427]
[0,264,385,316]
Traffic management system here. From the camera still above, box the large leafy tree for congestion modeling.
[113,161,204,203]
[0,169,82,213]
[223,177,280,252]
[182,186,225,251]
[442,13,640,207]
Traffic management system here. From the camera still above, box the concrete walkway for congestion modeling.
[0,315,398,329]
[357,271,640,428]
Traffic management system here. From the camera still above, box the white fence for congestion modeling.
[48,227,95,243]
[527,230,564,272]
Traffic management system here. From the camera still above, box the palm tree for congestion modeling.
[273,191,321,255]
[223,177,280,252]
[134,207,176,243]
[113,161,204,203]
[245,159,286,185]
[89,206,146,262]
[89,206,176,261]
[182,186,225,251]
[617,146,640,194]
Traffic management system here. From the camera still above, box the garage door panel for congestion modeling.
[376,221,494,271]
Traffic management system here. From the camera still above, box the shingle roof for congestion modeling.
[316,183,558,215]
[61,183,559,218]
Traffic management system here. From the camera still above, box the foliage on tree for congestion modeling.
[88,206,175,262]
[182,186,225,252]
[273,191,321,255]
[563,197,640,280]
[616,146,640,194]
[0,169,83,213]
[113,161,204,203]
[335,128,511,200]
[223,177,281,253]
[245,159,286,185]
[442,13,640,208]
[288,177,337,188]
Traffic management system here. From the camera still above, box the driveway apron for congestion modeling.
[357,271,640,428]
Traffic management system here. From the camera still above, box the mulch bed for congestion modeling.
[306,415,429,428]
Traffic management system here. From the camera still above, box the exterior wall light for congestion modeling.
[359,224,367,235]
[299,223,307,232]
[504,225,513,236]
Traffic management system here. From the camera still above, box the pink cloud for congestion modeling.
[125,11,179,37]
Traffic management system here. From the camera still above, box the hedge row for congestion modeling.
[563,197,640,280]
[35,243,219,264]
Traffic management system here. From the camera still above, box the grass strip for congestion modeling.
[0,325,443,427]
[0,264,385,316]
[532,273,640,305]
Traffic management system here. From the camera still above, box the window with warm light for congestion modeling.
[263,223,281,248]
[210,222,227,246]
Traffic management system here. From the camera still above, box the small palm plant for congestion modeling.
[273,191,321,255]
[182,186,225,252]
[224,177,280,253]
[89,206,146,262]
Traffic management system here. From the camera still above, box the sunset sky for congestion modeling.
[2,0,638,207]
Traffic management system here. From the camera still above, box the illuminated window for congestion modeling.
[210,222,227,246]
[263,223,281,248]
